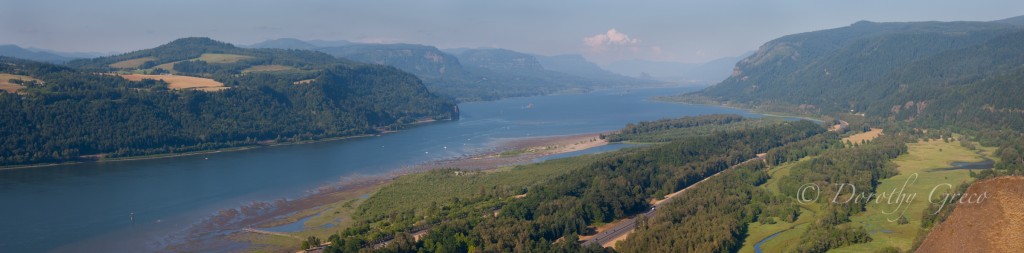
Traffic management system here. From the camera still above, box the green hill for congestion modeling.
[676,20,1024,131]
[0,38,457,166]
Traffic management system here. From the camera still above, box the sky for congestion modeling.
[2,0,1022,64]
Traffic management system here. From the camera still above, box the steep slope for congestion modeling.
[318,43,466,79]
[0,38,457,166]
[456,48,546,72]
[320,44,647,101]
[606,53,750,84]
[250,38,649,101]
[680,20,1023,130]
[533,54,635,83]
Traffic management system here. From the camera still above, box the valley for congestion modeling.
[1,3,1023,253]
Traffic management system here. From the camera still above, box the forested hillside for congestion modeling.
[677,20,1024,131]
[252,39,649,101]
[327,45,648,101]
[533,54,633,83]
[0,38,457,166]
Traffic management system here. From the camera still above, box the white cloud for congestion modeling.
[581,28,669,64]
[583,28,640,51]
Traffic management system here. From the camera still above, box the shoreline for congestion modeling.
[651,96,827,123]
[169,131,615,251]
[0,119,450,171]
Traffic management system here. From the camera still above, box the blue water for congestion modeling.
[0,87,763,252]
[949,159,995,170]
[262,215,318,233]
[754,230,786,253]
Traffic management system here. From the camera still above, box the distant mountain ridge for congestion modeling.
[0,45,75,63]
[994,14,1024,26]
[0,44,113,63]
[534,54,638,84]
[606,53,750,84]
[249,38,650,101]
[246,38,319,50]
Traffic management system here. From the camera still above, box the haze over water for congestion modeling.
[0,87,761,252]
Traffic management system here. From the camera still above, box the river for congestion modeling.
[0,87,763,252]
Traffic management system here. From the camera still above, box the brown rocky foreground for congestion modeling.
[916,176,1024,253]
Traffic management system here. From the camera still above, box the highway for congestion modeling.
[582,155,766,247]
[583,119,848,247]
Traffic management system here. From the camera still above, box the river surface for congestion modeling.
[0,87,764,252]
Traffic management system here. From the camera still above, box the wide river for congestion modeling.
[0,87,761,252]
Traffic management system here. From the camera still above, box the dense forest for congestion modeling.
[645,18,1024,253]
[674,17,1024,189]
[0,38,457,166]
[616,125,849,253]
[297,115,827,252]
[676,20,1024,132]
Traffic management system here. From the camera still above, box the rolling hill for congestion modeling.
[0,38,457,166]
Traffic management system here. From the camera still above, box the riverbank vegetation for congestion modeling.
[266,115,827,252]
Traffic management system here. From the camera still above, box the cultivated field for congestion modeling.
[109,57,156,69]
[242,65,296,73]
[119,74,227,91]
[115,54,254,74]
[152,61,180,73]
[0,73,43,93]
[916,176,1024,252]
[196,53,253,63]
[843,128,883,143]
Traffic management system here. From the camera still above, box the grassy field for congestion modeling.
[109,57,156,69]
[738,157,819,253]
[762,156,812,194]
[358,154,598,219]
[197,53,253,64]
[743,138,996,252]
[119,74,227,91]
[0,73,42,93]
[242,153,600,250]
[152,61,180,74]
[138,54,252,74]
[740,203,820,253]
[830,138,996,252]
[242,64,297,73]
[843,128,883,144]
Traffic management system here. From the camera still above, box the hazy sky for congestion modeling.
[2,0,1022,64]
